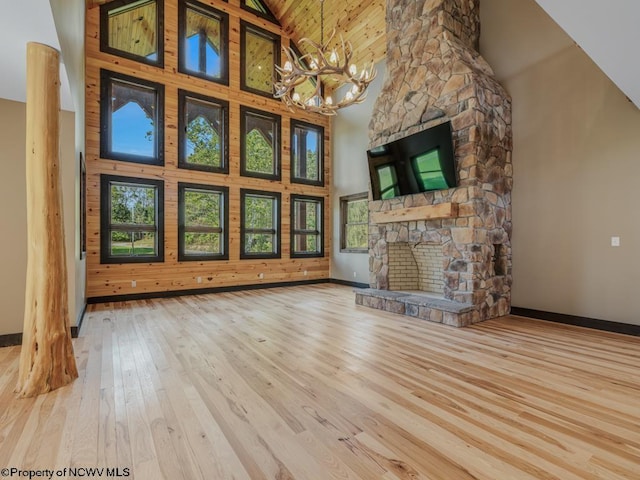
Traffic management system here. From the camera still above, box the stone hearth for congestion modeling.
[356,0,513,327]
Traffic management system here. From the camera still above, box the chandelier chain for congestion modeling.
[320,0,324,45]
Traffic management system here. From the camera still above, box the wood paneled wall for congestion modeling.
[85,0,332,299]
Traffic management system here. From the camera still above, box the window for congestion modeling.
[240,189,281,259]
[178,0,228,84]
[241,0,279,24]
[178,183,228,261]
[291,120,324,186]
[100,70,164,165]
[100,0,164,67]
[240,21,280,97]
[340,193,368,252]
[240,106,281,180]
[100,175,164,263]
[291,195,323,258]
[178,90,229,173]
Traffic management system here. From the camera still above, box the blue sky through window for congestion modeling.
[186,34,221,77]
[112,102,155,157]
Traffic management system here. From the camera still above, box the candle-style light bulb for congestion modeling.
[349,64,357,76]
[284,60,293,72]
[345,91,354,102]
[329,50,338,65]
[325,95,333,106]
[292,92,301,102]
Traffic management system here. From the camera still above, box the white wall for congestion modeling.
[331,63,385,284]
[533,0,640,108]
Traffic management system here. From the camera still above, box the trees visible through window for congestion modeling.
[291,120,323,186]
[100,0,163,66]
[341,193,368,252]
[241,106,281,180]
[240,189,281,259]
[178,183,228,261]
[100,70,164,165]
[240,21,280,96]
[178,90,228,173]
[179,0,228,84]
[100,175,164,263]
[291,195,323,257]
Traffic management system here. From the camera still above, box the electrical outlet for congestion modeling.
[353,271,357,278]
[611,236,621,247]
[259,273,264,279]
[303,270,308,276]
[131,280,137,288]
[197,276,202,284]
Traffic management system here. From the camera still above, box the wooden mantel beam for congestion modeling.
[371,202,458,224]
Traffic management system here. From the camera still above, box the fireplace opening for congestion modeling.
[388,243,444,296]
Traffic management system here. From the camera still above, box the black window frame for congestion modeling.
[100,174,165,264]
[240,106,281,181]
[240,189,281,260]
[340,192,369,253]
[100,69,165,165]
[177,0,229,85]
[240,0,280,26]
[290,194,324,258]
[178,89,229,174]
[100,0,165,68]
[290,119,324,186]
[239,20,281,98]
[178,182,229,262]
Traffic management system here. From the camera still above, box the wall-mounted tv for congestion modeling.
[367,121,457,201]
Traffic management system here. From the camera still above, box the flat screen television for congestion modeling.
[367,121,457,200]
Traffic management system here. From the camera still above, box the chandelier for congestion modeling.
[273,0,376,116]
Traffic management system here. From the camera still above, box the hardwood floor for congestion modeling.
[1,284,639,479]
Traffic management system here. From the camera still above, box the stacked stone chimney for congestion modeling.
[356,0,513,326]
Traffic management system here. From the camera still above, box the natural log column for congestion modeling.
[16,42,78,397]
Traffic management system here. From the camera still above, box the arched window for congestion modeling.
[178,90,229,173]
[100,70,164,165]
[240,106,281,180]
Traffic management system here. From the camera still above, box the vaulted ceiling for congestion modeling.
[265,0,387,76]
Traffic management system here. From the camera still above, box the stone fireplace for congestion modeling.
[355,0,513,327]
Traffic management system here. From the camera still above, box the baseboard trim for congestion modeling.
[0,333,22,347]
[71,303,87,338]
[87,279,331,304]
[329,278,369,289]
[511,307,640,337]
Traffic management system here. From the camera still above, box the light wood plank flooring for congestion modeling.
[1,284,639,479]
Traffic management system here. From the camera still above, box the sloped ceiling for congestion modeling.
[264,0,386,86]
[534,0,640,108]
[2,0,637,113]
[0,0,74,111]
